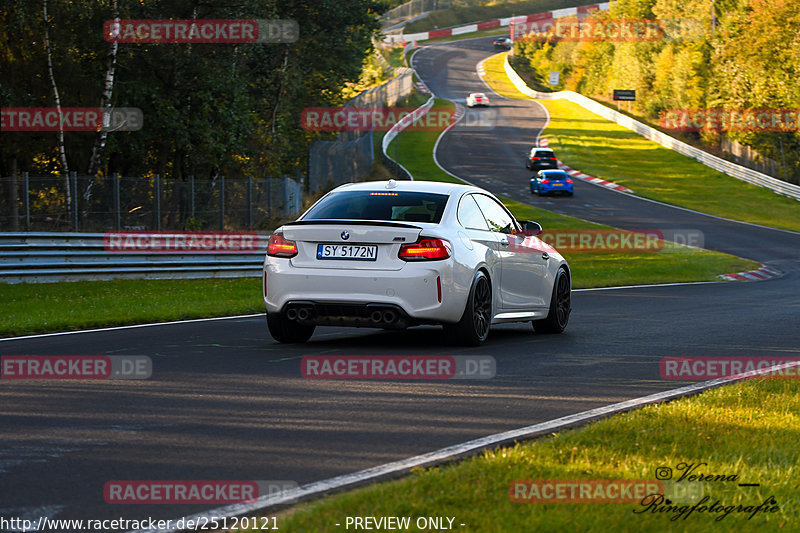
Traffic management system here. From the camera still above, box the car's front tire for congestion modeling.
[267,313,315,343]
[444,271,492,346]
[533,267,570,334]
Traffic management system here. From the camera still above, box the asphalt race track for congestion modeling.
[1,36,799,529]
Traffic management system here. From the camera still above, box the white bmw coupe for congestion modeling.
[263,180,571,345]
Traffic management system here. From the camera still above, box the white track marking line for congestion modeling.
[0,313,265,342]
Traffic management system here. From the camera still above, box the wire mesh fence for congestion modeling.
[0,173,303,232]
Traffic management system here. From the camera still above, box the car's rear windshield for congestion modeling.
[302,190,449,223]
[535,150,554,157]
[543,172,568,179]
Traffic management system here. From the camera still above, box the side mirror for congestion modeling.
[519,220,543,236]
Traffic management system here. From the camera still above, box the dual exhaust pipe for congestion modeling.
[285,306,399,325]
[286,307,311,321]
[370,310,397,325]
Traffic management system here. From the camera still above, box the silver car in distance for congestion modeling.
[262,180,571,345]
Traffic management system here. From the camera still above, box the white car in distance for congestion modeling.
[263,180,571,345]
[466,92,490,107]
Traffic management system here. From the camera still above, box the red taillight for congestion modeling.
[399,238,451,261]
[531,157,540,160]
[540,179,550,184]
[565,178,573,183]
[437,276,442,302]
[267,232,297,258]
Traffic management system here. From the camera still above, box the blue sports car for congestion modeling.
[531,169,574,196]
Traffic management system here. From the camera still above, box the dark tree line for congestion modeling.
[1,0,386,183]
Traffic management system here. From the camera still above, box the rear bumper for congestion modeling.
[540,185,573,194]
[263,260,466,324]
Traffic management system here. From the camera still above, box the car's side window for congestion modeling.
[457,194,490,230]
[473,194,517,234]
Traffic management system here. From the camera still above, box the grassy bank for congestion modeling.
[481,53,800,233]
[0,278,263,338]
[268,378,800,532]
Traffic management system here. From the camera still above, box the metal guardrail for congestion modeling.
[0,232,266,284]
[503,54,800,202]
[382,95,435,181]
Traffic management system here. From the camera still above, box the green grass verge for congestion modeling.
[0,278,263,337]
[263,379,800,532]
[481,54,800,233]
[385,98,759,289]
[404,0,588,34]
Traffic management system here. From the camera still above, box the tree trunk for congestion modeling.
[43,0,71,214]
[87,0,118,177]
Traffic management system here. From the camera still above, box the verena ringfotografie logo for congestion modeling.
[1,356,151,380]
[513,17,703,42]
[660,357,800,380]
[301,355,496,380]
[660,108,799,132]
[103,19,298,43]
[104,231,264,254]
[1,107,143,132]
[103,480,298,504]
[510,480,664,503]
[510,229,664,254]
[300,107,497,132]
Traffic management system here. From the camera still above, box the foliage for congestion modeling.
[512,0,800,183]
[0,0,385,182]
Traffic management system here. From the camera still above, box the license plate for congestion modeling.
[316,244,378,261]
[553,183,563,186]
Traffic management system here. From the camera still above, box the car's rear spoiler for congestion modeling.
[284,219,424,229]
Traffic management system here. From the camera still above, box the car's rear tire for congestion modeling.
[267,313,315,343]
[533,267,571,334]
[444,271,492,346]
